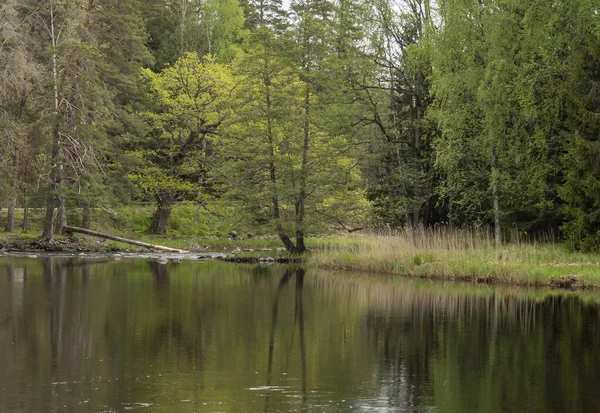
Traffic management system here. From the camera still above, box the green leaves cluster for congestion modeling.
[128,53,235,210]
[426,0,600,248]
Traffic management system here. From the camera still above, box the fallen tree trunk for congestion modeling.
[63,226,189,253]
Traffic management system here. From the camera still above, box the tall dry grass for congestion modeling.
[307,227,600,287]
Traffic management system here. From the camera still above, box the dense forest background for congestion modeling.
[0,0,599,251]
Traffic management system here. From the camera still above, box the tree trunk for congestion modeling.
[6,144,18,232]
[492,180,501,246]
[54,195,67,234]
[491,147,501,246]
[42,5,62,241]
[277,229,297,254]
[448,194,454,228]
[294,209,306,254]
[147,195,173,235]
[22,201,29,231]
[264,57,298,254]
[5,197,15,232]
[384,153,396,207]
[82,203,91,229]
[294,81,310,255]
[412,71,424,226]
[42,194,56,240]
[64,226,188,252]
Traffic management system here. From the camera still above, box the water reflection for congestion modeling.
[149,261,170,288]
[0,258,599,412]
[264,268,307,412]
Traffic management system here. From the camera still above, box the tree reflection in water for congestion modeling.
[264,268,307,412]
[0,259,600,413]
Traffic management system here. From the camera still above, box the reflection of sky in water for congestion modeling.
[0,257,599,412]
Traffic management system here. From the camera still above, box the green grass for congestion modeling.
[307,228,600,289]
[0,206,346,253]
[0,203,249,238]
[3,207,600,289]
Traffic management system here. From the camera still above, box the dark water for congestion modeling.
[0,257,599,413]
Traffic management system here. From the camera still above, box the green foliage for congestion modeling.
[127,52,236,233]
[4,0,600,251]
[142,0,245,67]
[353,0,435,227]
[222,0,370,245]
[95,203,239,237]
[425,0,600,244]
[309,231,600,287]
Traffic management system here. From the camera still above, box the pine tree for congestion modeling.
[0,0,42,232]
[10,0,151,239]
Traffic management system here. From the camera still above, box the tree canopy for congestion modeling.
[1,0,600,251]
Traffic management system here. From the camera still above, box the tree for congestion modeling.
[144,0,245,68]
[223,0,369,252]
[9,0,152,239]
[353,0,436,228]
[0,0,42,232]
[428,0,551,243]
[288,0,336,252]
[553,0,600,250]
[130,53,235,234]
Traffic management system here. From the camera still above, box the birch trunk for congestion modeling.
[42,1,64,240]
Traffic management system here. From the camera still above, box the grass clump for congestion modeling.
[307,227,600,288]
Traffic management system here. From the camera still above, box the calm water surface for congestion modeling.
[0,257,599,412]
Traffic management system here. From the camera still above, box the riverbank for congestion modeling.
[0,232,304,263]
[307,230,600,290]
[2,229,600,290]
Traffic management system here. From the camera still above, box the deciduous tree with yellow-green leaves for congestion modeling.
[128,53,235,234]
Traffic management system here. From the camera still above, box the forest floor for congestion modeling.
[0,232,302,262]
[0,232,285,253]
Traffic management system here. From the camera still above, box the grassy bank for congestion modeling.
[307,228,600,289]
[0,203,245,238]
[0,205,344,252]
[3,207,600,289]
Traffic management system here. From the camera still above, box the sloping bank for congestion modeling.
[306,234,600,291]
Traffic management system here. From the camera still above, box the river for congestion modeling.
[0,257,598,412]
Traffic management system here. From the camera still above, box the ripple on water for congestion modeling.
[247,385,289,391]
[123,402,155,411]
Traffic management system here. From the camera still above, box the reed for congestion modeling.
[307,227,600,288]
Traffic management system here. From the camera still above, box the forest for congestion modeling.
[1,0,599,252]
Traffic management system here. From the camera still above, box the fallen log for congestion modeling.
[63,226,189,253]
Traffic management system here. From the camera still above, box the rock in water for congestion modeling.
[549,275,580,289]
[156,257,169,265]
